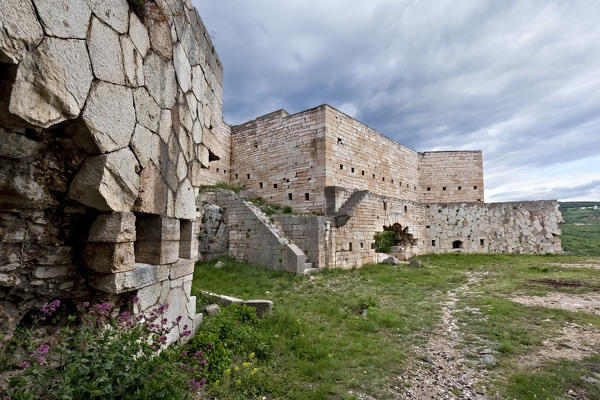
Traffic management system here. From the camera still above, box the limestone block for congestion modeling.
[88,17,125,85]
[130,124,153,168]
[33,265,69,279]
[86,0,129,34]
[284,243,305,273]
[133,88,160,132]
[158,109,173,143]
[191,66,206,101]
[128,12,150,57]
[173,42,192,92]
[191,120,202,144]
[178,127,194,161]
[147,16,172,60]
[84,242,135,273]
[33,0,91,39]
[0,129,43,158]
[175,179,196,220]
[68,148,140,212]
[185,92,198,121]
[9,38,93,128]
[197,144,209,168]
[0,0,43,64]
[150,133,165,170]
[133,163,169,215]
[243,300,273,317]
[80,81,136,153]
[179,221,198,259]
[177,153,187,181]
[179,102,193,134]
[144,53,177,109]
[204,304,219,316]
[121,36,145,87]
[136,281,162,310]
[170,258,195,279]
[91,263,170,294]
[135,215,180,265]
[88,212,136,243]
[190,161,205,186]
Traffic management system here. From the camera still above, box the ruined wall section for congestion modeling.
[424,201,562,254]
[0,0,228,340]
[230,107,327,213]
[418,151,484,203]
[324,106,420,203]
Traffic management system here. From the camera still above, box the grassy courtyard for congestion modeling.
[191,254,600,399]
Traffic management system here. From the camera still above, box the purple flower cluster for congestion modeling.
[29,344,50,366]
[189,377,206,390]
[40,300,60,321]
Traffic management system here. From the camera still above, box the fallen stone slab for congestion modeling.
[243,300,273,317]
[199,290,243,306]
[204,304,220,316]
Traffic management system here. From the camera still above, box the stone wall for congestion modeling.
[274,214,330,269]
[418,151,484,203]
[424,201,562,254]
[0,0,228,340]
[230,107,328,213]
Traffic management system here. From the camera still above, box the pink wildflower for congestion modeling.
[19,361,30,369]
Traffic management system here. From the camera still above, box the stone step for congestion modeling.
[303,267,319,275]
[304,262,313,269]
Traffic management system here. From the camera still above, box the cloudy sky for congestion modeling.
[194,0,600,202]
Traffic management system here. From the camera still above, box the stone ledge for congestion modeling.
[90,263,170,294]
[170,258,195,279]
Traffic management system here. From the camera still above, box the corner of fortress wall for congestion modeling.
[0,0,231,342]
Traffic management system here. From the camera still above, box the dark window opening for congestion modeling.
[360,243,364,248]
[458,186,462,190]
[247,173,250,179]
[216,168,219,172]
[477,199,481,201]
[373,174,376,179]
[426,225,430,229]
[361,171,365,176]
[383,201,387,210]
[348,242,353,251]
[340,164,344,170]
[337,137,342,145]
[235,174,238,179]
[443,186,446,191]
[273,183,278,188]
[474,185,478,190]
[404,205,408,213]
[427,187,431,191]
[452,240,463,249]
[480,239,485,246]
[382,177,385,182]
[432,240,436,246]
[224,170,227,174]
[259,182,263,188]
[305,193,310,201]
[351,167,355,173]
[391,179,394,184]
[288,193,293,200]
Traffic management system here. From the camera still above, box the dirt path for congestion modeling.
[511,292,600,315]
[398,272,491,400]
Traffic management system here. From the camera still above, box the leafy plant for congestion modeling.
[373,230,397,253]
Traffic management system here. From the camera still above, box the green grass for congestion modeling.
[192,254,600,399]
[559,202,600,256]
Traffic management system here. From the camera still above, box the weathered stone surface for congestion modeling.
[135,215,180,264]
[173,42,192,92]
[33,0,91,39]
[91,263,170,294]
[192,119,202,144]
[0,0,44,64]
[134,163,169,215]
[176,153,187,181]
[197,144,209,167]
[68,148,140,212]
[242,300,273,317]
[9,38,93,128]
[175,179,195,219]
[144,53,177,109]
[158,109,173,143]
[133,88,160,132]
[199,290,244,306]
[0,129,43,158]
[135,240,179,265]
[121,36,145,87]
[88,212,136,242]
[179,220,198,259]
[128,12,150,57]
[382,256,401,265]
[86,0,129,34]
[130,124,153,168]
[191,65,206,100]
[185,92,198,121]
[137,214,180,241]
[88,17,125,85]
[33,265,69,279]
[84,242,135,273]
[169,258,195,279]
[147,15,172,59]
[214,260,224,268]
[81,81,136,153]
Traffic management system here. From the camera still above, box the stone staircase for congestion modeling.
[334,190,370,227]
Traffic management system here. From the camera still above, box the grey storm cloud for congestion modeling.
[193,0,600,201]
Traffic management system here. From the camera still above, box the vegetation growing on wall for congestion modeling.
[373,230,397,253]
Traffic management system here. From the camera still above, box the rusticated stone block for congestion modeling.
[88,212,136,243]
[135,215,180,265]
[84,242,135,273]
[90,263,170,294]
[179,220,199,259]
[170,258,195,280]
[135,240,179,265]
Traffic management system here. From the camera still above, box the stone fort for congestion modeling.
[0,0,561,339]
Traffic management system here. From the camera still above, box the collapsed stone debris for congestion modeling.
[0,0,561,341]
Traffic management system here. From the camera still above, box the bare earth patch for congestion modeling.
[511,292,600,315]
[550,263,600,270]
[398,272,490,400]
[518,322,600,367]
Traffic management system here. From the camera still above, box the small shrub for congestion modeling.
[127,0,146,19]
[282,205,293,214]
[373,230,397,253]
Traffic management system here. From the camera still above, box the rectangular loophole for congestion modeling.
[288,193,293,200]
[259,182,263,188]
[432,240,436,246]
[304,193,310,201]
[273,183,278,188]
[348,242,353,251]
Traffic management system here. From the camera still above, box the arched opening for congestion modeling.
[374,223,417,254]
[452,240,463,249]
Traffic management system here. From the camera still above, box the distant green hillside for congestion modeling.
[559,201,600,256]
